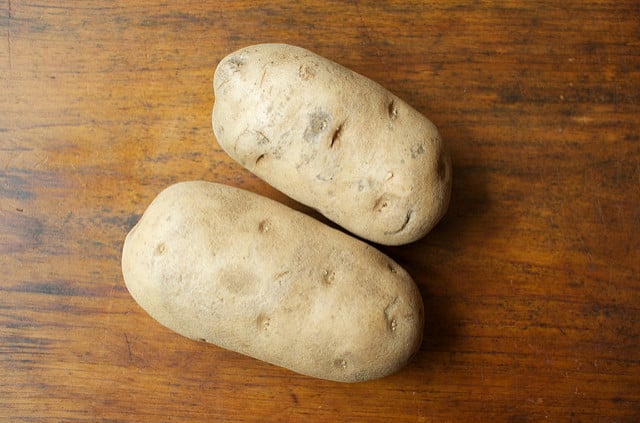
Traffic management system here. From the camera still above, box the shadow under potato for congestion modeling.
[378,147,491,374]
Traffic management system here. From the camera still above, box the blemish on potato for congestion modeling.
[315,172,333,182]
[257,67,269,87]
[312,115,328,132]
[256,313,271,331]
[258,219,272,233]
[154,242,167,256]
[388,99,398,120]
[401,210,413,230]
[304,111,331,142]
[334,359,348,370]
[227,55,245,72]
[330,123,343,148]
[322,270,335,286]
[385,210,413,235]
[298,64,315,80]
[219,268,256,295]
[255,131,270,145]
[373,195,391,212]
[384,297,399,315]
[387,263,397,274]
[255,154,266,165]
[411,144,426,158]
[384,297,400,332]
[273,270,290,281]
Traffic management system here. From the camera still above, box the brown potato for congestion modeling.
[212,43,451,245]
[122,181,424,382]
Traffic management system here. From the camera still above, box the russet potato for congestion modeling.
[122,181,424,382]
[213,43,451,245]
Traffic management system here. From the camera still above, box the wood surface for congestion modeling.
[1,1,639,421]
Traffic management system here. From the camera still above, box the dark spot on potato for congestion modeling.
[322,270,335,286]
[197,338,208,342]
[330,123,343,148]
[255,131,270,145]
[384,297,400,332]
[411,144,426,158]
[373,195,391,212]
[216,54,247,90]
[218,268,256,295]
[312,115,328,132]
[304,111,331,142]
[258,219,271,233]
[334,359,348,370]
[387,263,397,274]
[255,153,266,165]
[298,64,315,80]
[154,242,167,256]
[256,313,271,331]
[388,99,398,120]
[404,210,413,228]
[227,55,245,72]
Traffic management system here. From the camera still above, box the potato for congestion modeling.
[212,43,451,246]
[122,181,424,382]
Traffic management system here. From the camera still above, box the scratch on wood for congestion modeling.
[124,332,132,362]
[595,197,605,225]
[354,1,382,58]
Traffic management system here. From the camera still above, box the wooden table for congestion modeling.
[2,1,639,421]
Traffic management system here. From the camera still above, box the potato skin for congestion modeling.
[122,181,424,382]
[212,43,451,246]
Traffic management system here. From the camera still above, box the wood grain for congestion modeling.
[1,1,639,421]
